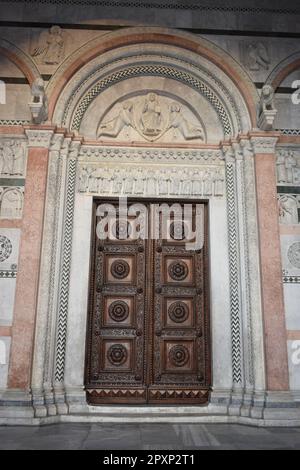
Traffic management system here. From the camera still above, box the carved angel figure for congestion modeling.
[168,103,204,140]
[247,42,270,71]
[31,26,66,65]
[98,102,134,138]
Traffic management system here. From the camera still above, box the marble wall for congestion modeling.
[0,3,299,423]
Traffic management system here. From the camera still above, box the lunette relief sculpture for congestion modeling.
[98,93,205,142]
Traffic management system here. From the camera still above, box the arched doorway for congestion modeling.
[31,28,266,418]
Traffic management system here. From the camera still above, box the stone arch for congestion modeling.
[0,38,41,85]
[266,51,300,90]
[49,28,258,133]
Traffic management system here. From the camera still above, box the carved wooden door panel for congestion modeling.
[149,205,210,404]
[85,200,210,405]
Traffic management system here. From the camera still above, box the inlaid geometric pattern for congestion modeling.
[55,158,77,383]
[69,65,233,137]
[225,162,242,384]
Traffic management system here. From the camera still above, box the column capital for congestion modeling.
[25,128,54,148]
[249,132,280,154]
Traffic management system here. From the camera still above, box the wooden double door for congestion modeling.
[85,199,210,405]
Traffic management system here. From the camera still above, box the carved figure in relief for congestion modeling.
[1,140,14,175]
[247,42,270,71]
[158,170,169,195]
[112,169,124,193]
[192,170,202,195]
[12,142,25,176]
[31,25,66,65]
[169,103,204,141]
[101,168,112,193]
[0,188,23,218]
[278,195,298,225]
[78,167,89,192]
[134,169,145,194]
[141,93,162,136]
[276,151,287,183]
[214,169,224,196]
[276,150,299,184]
[98,102,134,138]
[203,170,213,195]
[285,151,297,184]
[124,175,134,194]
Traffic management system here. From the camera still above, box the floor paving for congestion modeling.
[0,423,299,449]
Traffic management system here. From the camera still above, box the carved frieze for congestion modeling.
[97,93,205,143]
[0,187,24,219]
[79,146,223,163]
[77,164,225,198]
[0,139,27,177]
[276,149,300,185]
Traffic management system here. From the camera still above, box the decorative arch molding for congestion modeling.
[265,51,300,89]
[0,38,41,85]
[48,27,258,129]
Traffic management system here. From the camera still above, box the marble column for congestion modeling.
[8,128,54,390]
[251,133,289,391]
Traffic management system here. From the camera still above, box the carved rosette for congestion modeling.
[112,220,131,239]
[287,242,300,269]
[110,259,130,279]
[107,344,128,366]
[169,221,186,240]
[169,345,190,367]
[0,235,12,262]
[168,301,189,323]
[168,260,188,281]
[108,300,129,322]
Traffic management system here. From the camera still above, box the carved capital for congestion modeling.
[50,133,65,152]
[239,138,254,159]
[68,140,82,160]
[25,129,54,148]
[250,136,278,154]
[222,144,235,163]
